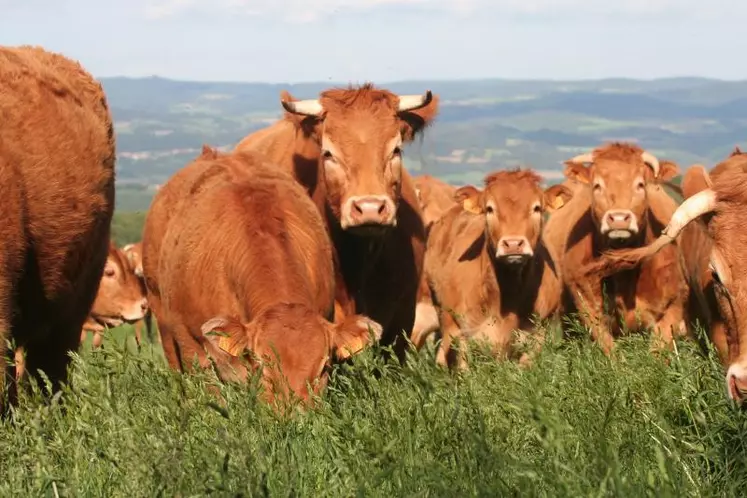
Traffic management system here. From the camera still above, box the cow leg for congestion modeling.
[410,300,440,351]
[651,305,683,352]
[566,276,615,354]
[435,310,466,371]
[710,320,729,365]
[133,320,143,349]
[23,317,82,398]
[145,311,158,345]
[384,299,418,365]
[92,330,104,349]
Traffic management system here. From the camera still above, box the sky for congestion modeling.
[1,0,745,83]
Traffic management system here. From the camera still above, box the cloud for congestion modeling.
[141,0,737,22]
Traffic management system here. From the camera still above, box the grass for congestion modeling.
[2,322,747,496]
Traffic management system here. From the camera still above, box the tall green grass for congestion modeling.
[2,324,747,496]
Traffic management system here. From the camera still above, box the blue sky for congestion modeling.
[2,0,744,83]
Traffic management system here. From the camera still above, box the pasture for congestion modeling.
[2,322,747,496]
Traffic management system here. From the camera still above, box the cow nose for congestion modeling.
[605,210,633,230]
[727,364,747,403]
[346,195,395,227]
[501,238,525,253]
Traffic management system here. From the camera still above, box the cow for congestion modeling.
[0,46,116,412]
[587,149,747,402]
[122,241,158,347]
[80,242,150,349]
[541,142,688,355]
[409,174,458,350]
[141,147,382,406]
[424,169,573,369]
[234,83,438,363]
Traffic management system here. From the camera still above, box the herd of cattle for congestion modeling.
[2,45,747,413]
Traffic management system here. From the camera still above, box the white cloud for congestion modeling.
[141,0,739,22]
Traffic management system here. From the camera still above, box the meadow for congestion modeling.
[2,321,747,496]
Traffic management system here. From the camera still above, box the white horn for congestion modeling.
[398,91,433,112]
[568,152,594,164]
[641,151,660,178]
[281,99,323,117]
[663,188,717,239]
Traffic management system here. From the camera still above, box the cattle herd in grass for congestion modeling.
[2,45,747,413]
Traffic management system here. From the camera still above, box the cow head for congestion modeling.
[200,304,383,401]
[90,242,149,327]
[564,143,672,247]
[454,169,573,266]
[280,84,439,236]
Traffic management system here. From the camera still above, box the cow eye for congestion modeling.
[593,182,602,192]
[636,181,645,191]
[485,205,494,214]
[533,203,542,213]
[104,267,115,278]
[391,146,402,157]
[709,261,723,285]
[322,150,334,160]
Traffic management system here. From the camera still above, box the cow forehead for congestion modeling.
[323,111,400,144]
[592,159,646,182]
[485,181,542,209]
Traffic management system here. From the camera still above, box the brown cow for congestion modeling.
[122,241,158,347]
[80,242,150,349]
[425,169,573,369]
[542,142,688,354]
[0,46,116,411]
[410,174,458,349]
[234,84,438,362]
[588,149,747,401]
[141,148,382,406]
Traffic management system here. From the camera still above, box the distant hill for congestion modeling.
[104,76,747,211]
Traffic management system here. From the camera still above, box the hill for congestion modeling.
[105,76,747,211]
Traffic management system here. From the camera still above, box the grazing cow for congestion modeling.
[425,169,573,369]
[410,174,458,349]
[0,46,116,411]
[141,148,382,406]
[542,142,688,354]
[234,83,438,362]
[588,149,747,402]
[122,242,157,346]
[81,242,150,349]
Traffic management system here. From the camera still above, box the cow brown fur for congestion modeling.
[141,148,382,406]
[542,142,688,354]
[425,169,573,369]
[234,83,438,362]
[0,46,116,411]
[81,242,149,349]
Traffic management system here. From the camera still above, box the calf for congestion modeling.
[81,242,149,348]
[589,150,747,402]
[0,46,115,411]
[142,149,381,406]
[425,169,572,369]
[542,142,688,354]
[122,242,157,346]
[410,174,458,350]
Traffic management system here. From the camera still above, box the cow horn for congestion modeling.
[663,188,717,239]
[398,91,433,112]
[568,153,594,164]
[281,99,324,117]
[641,151,660,177]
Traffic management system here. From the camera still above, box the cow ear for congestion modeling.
[201,316,248,358]
[657,160,680,182]
[454,185,483,214]
[330,315,382,361]
[544,184,574,213]
[563,161,591,184]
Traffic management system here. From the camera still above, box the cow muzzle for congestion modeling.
[122,297,149,322]
[341,195,397,234]
[496,236,533,265]
[600,209,639,240]
[727,363,747,404]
